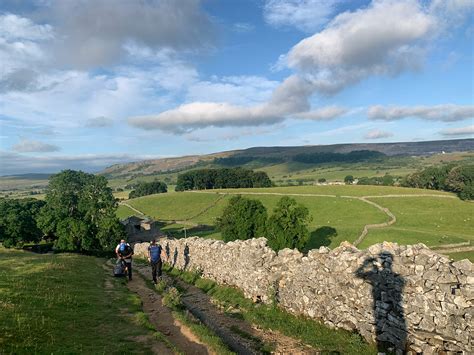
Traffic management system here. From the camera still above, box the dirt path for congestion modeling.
[136,265,317,355]
[126,272,210,355]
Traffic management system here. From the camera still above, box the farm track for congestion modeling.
[120,202,147,217]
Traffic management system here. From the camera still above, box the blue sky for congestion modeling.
[0,0,473,174]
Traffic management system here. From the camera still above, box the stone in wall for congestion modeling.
[134,238,472,353]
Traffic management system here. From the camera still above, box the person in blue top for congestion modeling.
[147,239,163,284]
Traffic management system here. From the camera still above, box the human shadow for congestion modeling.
[172,247,178,269]
[355,252,407,353]
[165,242,170,261]
[183,244,190,270]
[303,226,337,252]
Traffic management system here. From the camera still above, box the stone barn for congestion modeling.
[121,216,163,244]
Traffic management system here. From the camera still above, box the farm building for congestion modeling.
[120,216,163,244]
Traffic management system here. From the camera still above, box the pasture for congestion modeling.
[0,249,156,353]
[122,185,473,260]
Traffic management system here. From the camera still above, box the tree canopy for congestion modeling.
[37,170,124,252]
[266,196,312,251]
[175,168,272,191]
[217,196,267,242]
[129,180,167,199]
[0,198,45,247]
[402,164,473,200]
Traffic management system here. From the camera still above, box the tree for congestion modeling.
[266,196,312,251]
[344,175,354,184]
[0,198,45,247]
[129,180,167,199]
[217,196,267,242]
[37,170,124,252]
[318,178,326,183]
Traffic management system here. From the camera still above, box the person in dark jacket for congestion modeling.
[147,239,163,284]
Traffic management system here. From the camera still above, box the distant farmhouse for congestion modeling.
[121,216,163,244]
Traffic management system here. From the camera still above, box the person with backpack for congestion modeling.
[116,239,134,280]
[147,239,163,284]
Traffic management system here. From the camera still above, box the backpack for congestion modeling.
[113,259,127,277]
[118,243,133,257]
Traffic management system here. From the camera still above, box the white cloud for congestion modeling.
[292,106,348,120]
[12,139,60,153]
[263,0,340,32]
[439,125,474,137]
[364,129,394,139]
[368,104,474,122]
[128,75,346,133]
[286,0,435,94]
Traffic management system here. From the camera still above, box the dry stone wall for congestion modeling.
[134,238,472,353]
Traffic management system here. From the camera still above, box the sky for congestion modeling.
[0,0,473,175]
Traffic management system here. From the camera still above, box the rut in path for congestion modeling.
[126,270,211,355]
[136,265,318,355]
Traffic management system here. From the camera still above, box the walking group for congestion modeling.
[114,238,163,284]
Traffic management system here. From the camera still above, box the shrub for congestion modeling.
[217,196,267,242]
[266,196,312,251]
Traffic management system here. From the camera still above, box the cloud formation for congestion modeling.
[364,129,394,139]
[129,75,345,133]
[285,0,435,93]
[368,104,474,122]
[439,125,474,137]
[263,0,340,32]
[12,139,60,153]
[41,0,214,69]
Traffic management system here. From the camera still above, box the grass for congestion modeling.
[117,204,141,219]
[122,185,473,252]
[0,248,161,354]
[162,264,377,355]
[358,197,474,248]
[447,251,474,261]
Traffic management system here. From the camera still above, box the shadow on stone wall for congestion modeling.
[356,252,407,352]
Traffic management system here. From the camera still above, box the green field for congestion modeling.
[0,249,158,353]
[120,185,473,257]
[358,197,474,248]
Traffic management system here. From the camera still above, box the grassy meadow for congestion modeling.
[0,248,160,354]
[120,185,473,258]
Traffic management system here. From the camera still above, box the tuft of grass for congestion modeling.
[162,287,182,310]
[164,263,377,355]
[155,279,168,294]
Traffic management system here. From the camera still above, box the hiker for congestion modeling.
[147,239,163,284]
[116,239,134,280]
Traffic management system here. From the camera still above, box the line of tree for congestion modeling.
[175,168,272,191]
[292,150,385,165]
[0,170,125,252]
[216,195,312,251]
[129,180,167,199]
[402,164,473,200]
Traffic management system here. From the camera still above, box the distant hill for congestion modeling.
[101,139,473,179]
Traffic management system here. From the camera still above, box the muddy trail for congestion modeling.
[135,264,317,355]
[126,270,210,354]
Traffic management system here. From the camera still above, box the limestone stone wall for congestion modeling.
[134,238,472,353]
